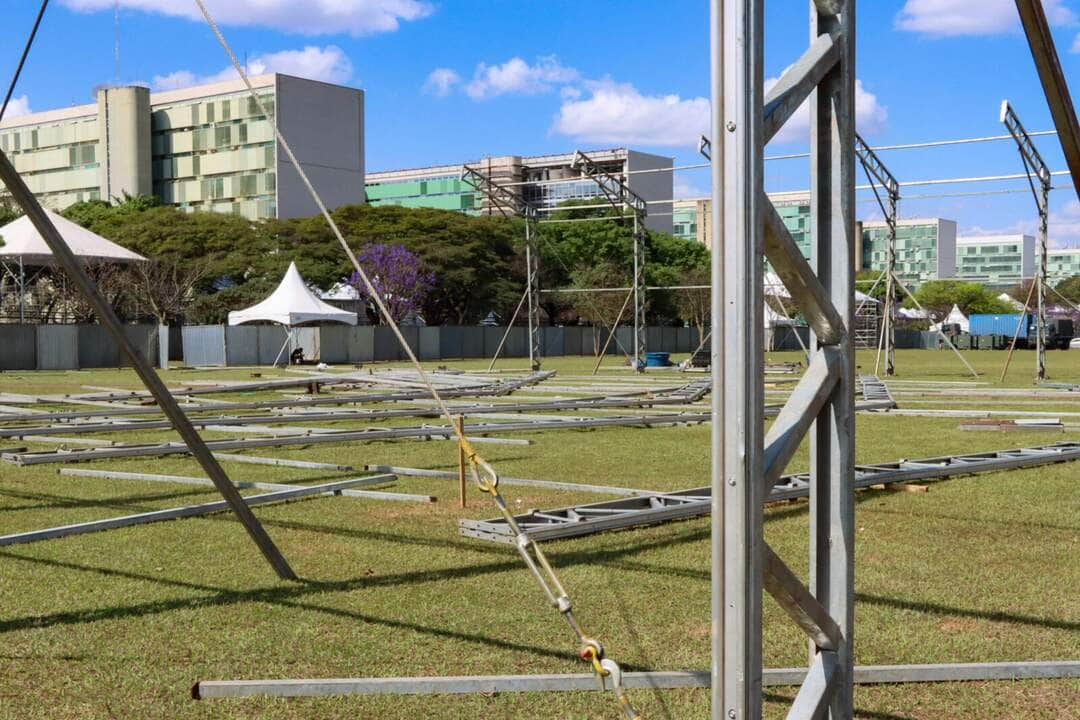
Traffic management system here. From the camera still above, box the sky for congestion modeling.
[3,0,1079,247]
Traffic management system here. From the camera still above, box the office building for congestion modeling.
[1046,247,1080,286]
[954,234,1035,287]
[861,218,956,283]
[366,148,674,233]
[0,74,364,221]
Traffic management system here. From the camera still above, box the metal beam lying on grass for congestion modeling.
[366,464,656,497]
[0,475,408,548]
[193,660,1080,698]
[0,136,296,580]
[459,442,1080,543]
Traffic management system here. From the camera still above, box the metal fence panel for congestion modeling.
[647,326,663,352]
[78,325,120,368]
[168,325,184,361]
[0,325,35,370]
[439,326,463,359]
[346,326,375,363]
[563,326,583,356]
[123,325,157,367]
[661,326,678,352]
[677,326,691,353]
[182,325,227,367]
[292,327,320,361]
[419,327,440,361]
[256,325,289,365]
[225,326,260,366]
[36,325,78,370]
[616,327,633,354]
[482,327,505,358]
[319,325,349,364]
[373,327,399,361]
[542,326,564,357]
[504,327,527,358]
[462,327,485,358]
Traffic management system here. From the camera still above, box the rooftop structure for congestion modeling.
[366,148,674,233]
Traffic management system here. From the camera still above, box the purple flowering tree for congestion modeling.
[349,243,436,324]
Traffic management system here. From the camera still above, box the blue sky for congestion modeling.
[4,0,1079,246]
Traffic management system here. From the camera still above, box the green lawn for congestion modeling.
[0,349,1077,719]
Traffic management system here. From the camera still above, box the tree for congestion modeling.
[673,266,710,338]
[54,261,132,322]
[128,258,210,325]
[347,243,435,324]
[1055,275,1080,304]
[908,280,1013,318]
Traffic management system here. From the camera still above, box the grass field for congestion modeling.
[0,349,1077,719]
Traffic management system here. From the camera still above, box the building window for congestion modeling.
[215,126,232,148]
[221,100,231,121]
[238,123,248,144]
[206,102,215,123]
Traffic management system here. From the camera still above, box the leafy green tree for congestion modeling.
[907,280,1013,318]
[1054,275,1080,304]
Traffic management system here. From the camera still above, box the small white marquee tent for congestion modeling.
[228,262,357,365]
[228,262,357,327]
[931,303,969,333]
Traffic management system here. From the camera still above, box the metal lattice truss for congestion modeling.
[1000,101,1052,381]
[459,441,1080,543]
[854,133,899,377]
[712,1,855,717]
[460,166,542,370]
[570,150,649,368]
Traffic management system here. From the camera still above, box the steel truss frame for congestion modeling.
[460,166,542,370]
[1000,100,1052,382]
[854,133,899,376]
[712,1,856,717]
[458,442,1080,543]
[570,150,649,369]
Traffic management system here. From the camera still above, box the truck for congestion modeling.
[968,313,1074,350]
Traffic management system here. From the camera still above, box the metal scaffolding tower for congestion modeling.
[712,1,855,717]
[570,150,649,368]
[854,133,899,376]
[460,166,542,370]
[1000,101,1051,382]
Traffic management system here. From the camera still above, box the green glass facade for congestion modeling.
[366,176,478,212]
[861,222,948,283]
[954,236,1033,287]
[672,204,697,240]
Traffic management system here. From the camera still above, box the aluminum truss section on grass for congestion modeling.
[193,660,1080,699]
[0,139,297,580]
[1001,100,1052,382]
[712,2,855,715]
[0,474,398,548]
[460,442,1080,543]
[857,376,895,407]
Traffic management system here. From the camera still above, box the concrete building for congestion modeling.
[0,74,364,221]
[861,218,956,284]
[366,148,674,233]
[954,234,1035,287]
[1046,247,1080,286]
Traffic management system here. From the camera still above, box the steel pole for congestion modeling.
[708,0,726,716]
[525,217,542,371]
[1036,183,1048,381]
[0,147,297,581]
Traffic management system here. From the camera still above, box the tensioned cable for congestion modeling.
[0,0,49,123]
[191,2,639,716]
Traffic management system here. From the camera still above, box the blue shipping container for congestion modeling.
[968,313,1032,337]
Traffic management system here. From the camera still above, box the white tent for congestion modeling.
[228,262,357,327]
[998,292,1024,311]
[931,303,969,333]
[0,208,146,265]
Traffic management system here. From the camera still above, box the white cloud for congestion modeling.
[61,0,431,37]
[896,0,1077,37]
[552,80,710,146]
[423,68,460,97]
[4,95,32,118]
[674,178,708,200]
[465,56,579,100]
[764,76,887,145]
[152,46,353,91]
[1050,199,1080,248]
[1073,32,1080,52]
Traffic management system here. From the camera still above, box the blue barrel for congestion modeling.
[645,351,671,367]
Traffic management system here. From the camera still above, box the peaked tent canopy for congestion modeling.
[228,262,357,327]
[932,303,970,333]
[0,208,146,265]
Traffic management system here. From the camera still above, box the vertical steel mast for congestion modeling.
[712,0,855,717]
[1000,101,1051,382]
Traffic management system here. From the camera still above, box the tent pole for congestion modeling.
[272,326,293,367]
